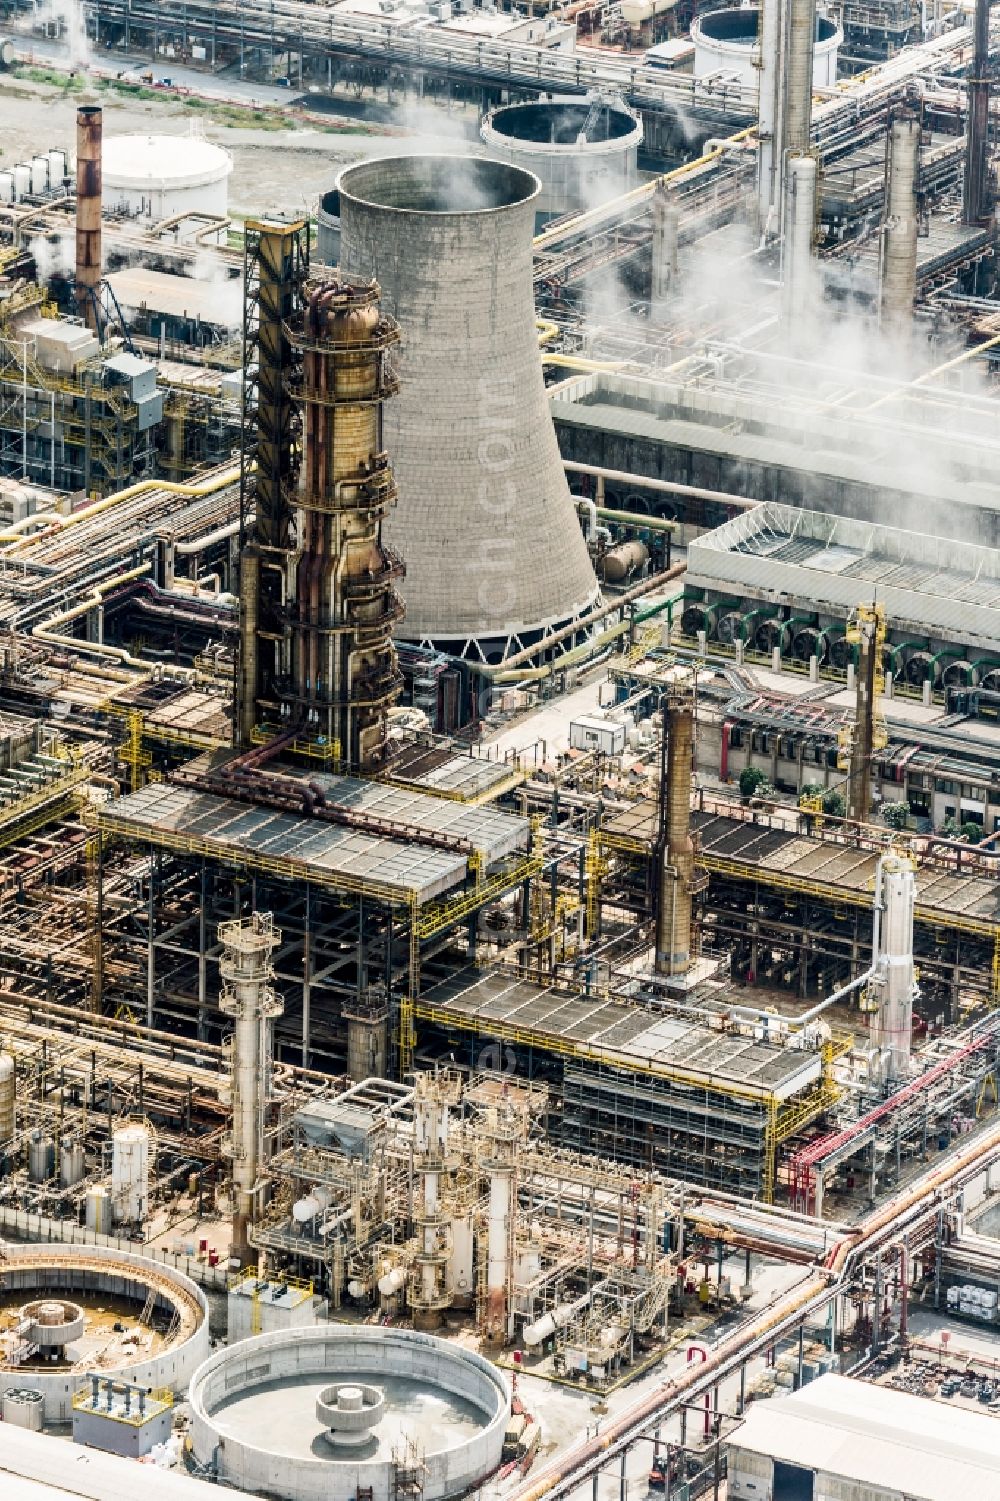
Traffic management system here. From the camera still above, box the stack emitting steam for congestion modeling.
[337,155,599,663]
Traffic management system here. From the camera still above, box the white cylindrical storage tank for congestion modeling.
[0,1052,14,1144]
[0,171,13,204]
[47,148,67,188]
[111,1123,151,1224]
[13,164,30,201]
[30,155,48,194]
[101,133,232,234]
[480,99,643,226]
[0,38,15,69]
[85,1184,112,1234]
[2,1389,45,1430]
[692,8,840,90]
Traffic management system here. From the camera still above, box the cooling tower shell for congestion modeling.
[337,155,599,660]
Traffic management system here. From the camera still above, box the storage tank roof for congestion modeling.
[102,133,233,190]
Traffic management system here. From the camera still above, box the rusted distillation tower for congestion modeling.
[654,679,698,977]
[74,105,102,333]
[239,215,404,770]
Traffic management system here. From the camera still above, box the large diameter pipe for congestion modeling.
[881,113,920,330]
[75,106,102,334]
[561,462,761,511]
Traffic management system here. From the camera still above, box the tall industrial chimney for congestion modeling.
[782,153,818,327]
[881,112,920,330]
[963,0,991,226]
[784,0,818,159]
[655,680,696,977]
[75,105,102,333]
[337,156,599,664]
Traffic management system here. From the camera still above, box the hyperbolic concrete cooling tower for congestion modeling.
[337,155,599,661]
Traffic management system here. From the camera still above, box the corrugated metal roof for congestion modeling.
[420,968,821,1099]
[0,1424,264,1500]
[98,784,471,904]
[729,1373,1000,1500]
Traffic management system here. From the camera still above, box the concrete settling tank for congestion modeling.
[692,7,841,87]
[189,1326,509,1501]
[480,99,643,224]
[0,1244,209,1425]
[337,154,599,664]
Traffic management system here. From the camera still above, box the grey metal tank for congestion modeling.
[337,154,599,662]
[480,98,642,225]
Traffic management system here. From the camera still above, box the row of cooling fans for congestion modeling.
[680,601,1000,688]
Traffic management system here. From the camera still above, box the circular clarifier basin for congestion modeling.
[189,1327,509,1501]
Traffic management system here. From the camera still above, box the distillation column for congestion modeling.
[74,106,102,333]
[655,680,696,977]
[963,0,991,227]
[756,0,782,235]
[478,1093,529,1344]
[219,912,284,1263]
[238,217,309,748]
[881,113,920,330]
[408,1072,461,1328]
[757,0,816,237]
[270,281,403,769]
[846,607,884,825]
[869,854,916,1082]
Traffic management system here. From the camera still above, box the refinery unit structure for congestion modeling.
[5,1,1000,1499]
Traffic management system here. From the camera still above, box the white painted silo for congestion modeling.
[692,7,840,90]
[101,133,232,234]
[85,1184,112,1234]
[111,1122,151,1224]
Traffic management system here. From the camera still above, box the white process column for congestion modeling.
[871,854,916,1081]
[219,912,283,1263]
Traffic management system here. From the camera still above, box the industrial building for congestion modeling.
[727,1372,1000,1500]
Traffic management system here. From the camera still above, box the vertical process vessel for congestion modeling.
[338,155,599,665]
